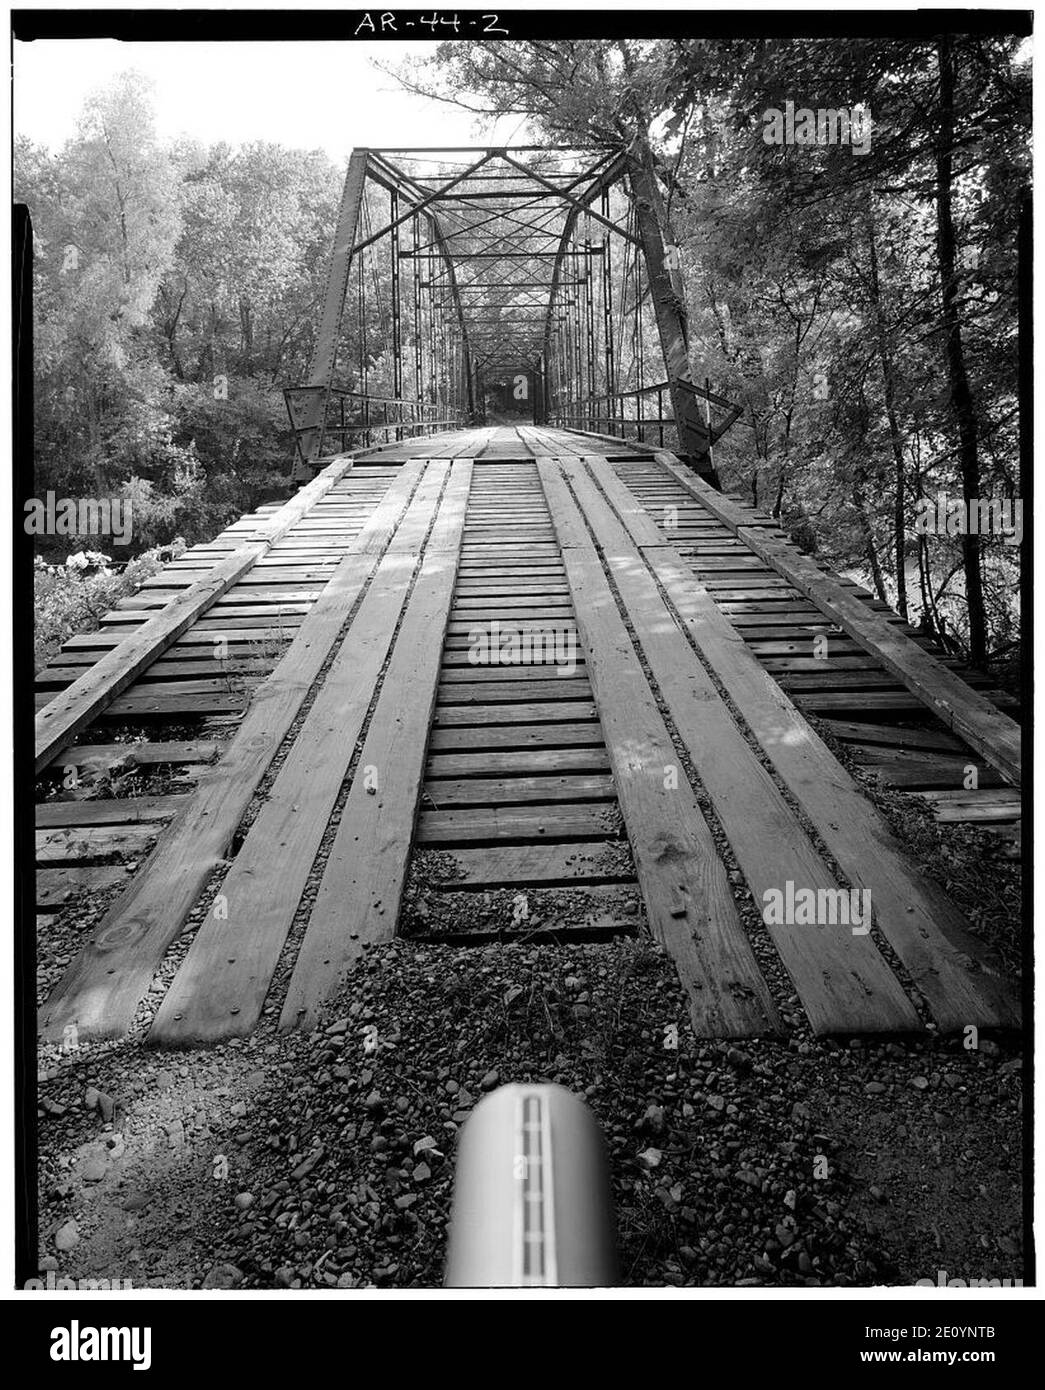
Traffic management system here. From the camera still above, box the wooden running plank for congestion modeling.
[34,450,365,774]
[596,460,1020,1031]
[557,458,920,1036]
[655,453,1021,787]
[38,460,426,1044]
[148,462,467,1045]
[535,460,780,1038]
[279,488,471,1033]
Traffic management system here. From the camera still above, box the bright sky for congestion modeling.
[13,39,528,162]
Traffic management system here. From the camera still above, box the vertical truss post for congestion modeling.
[432,304,439,417]
[390,189,403,438]
[633,249,645,423]
[601,190,617,435]
[357,252,369,439]
[288,149,368,477]
[555,318,565,423]
[584,239,597,431]
[564,299,574,425]
[627,149,714,477]
[412,215,423,410]
[572,255,583,422]
[426,274,437,405]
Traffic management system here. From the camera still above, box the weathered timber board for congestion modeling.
[39,460,427,1043]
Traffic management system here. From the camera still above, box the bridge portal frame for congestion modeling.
[286,144,741,479]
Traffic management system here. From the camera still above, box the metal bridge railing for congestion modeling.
[549,378,743,454]
[285,385,465,466]
[550,382,676,449]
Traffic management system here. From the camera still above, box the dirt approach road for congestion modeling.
[36,936,1023,1291]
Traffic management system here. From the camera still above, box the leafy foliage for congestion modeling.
[17,72,343,560]
[396,36,1028,665]
[34,543,185,670]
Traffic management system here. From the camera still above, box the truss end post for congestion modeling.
[680,452,721,489]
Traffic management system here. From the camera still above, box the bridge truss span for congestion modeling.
[285,145,741,479]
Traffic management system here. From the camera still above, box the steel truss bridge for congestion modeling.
[284,144,742,478]
[31,145,1020,1053]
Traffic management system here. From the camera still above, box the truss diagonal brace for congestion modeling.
[290,150,369,471]
[500,152,642,248]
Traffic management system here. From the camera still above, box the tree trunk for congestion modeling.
[853,474,889,603]
[239,296,253,374]
[86,383,107,495]
[936,34,988,665]
[614,50,713,475]
[864,203,909,620]
[627,142,713,473]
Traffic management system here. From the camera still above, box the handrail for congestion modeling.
[550,378,742,451]
[284,383,465,467]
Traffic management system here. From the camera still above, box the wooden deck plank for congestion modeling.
[147,461,466,1046]
[535,460,780,1038]
[915,788,1022,822]
[854,747,1006,790]
[417,803,620,843]
[39,459,428,1043]
[279,491,470,1033]
[35,796,189,828]
[596,461,1019,1031]
[44,740,219,774]
[422,774,615,806]
[37,865,135,910]
[793,690,1019,715]
[34,451,368,773]
[655,454,1021,786]
[37,824,163,864]
[434,700,598,727]
[427,747,611,778]
[558,459,920,1036]
[441,841,636,887]
[427,723,603,752]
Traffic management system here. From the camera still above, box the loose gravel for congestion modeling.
[35,934,1024,1290]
